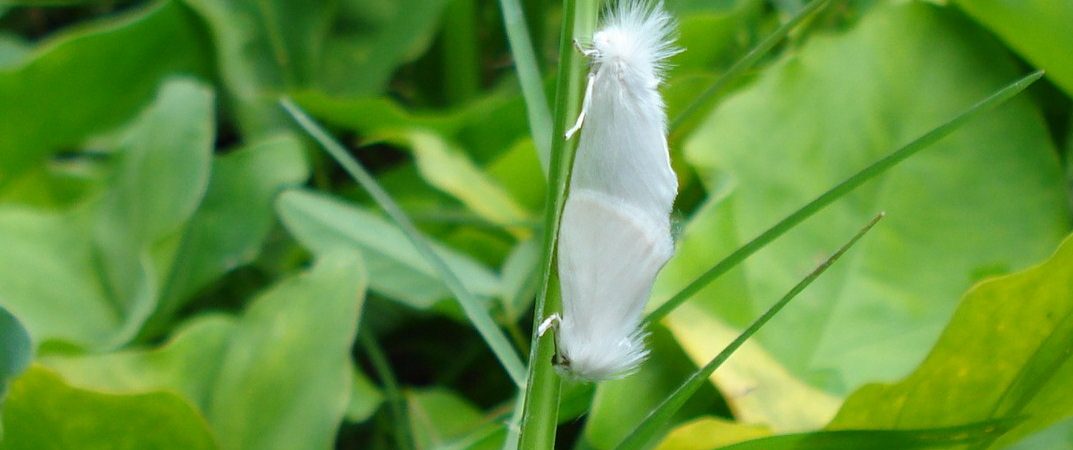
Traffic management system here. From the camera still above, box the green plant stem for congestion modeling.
[517,0,599,447]
[443,0,481,103]
[646,70,1044,325]
[280,99,527,387]
[617,213,885,450]
[668,0,831,139]
[497,0,554,173]
[361,333,413,450]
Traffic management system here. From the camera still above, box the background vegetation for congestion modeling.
[0,0,1071,449]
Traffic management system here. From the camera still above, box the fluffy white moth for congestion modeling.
[542,0,679,381]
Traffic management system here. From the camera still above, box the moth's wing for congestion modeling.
[556,188,673,380]
[569,59,678,220]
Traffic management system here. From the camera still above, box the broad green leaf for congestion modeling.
[716,421,1014,450]
[655,417,770,450]
[42,254,367,450]
[829,233,1073,448]
[92,78,215,346]
[277,188,500,309]
[676,0,1069,413]
[346,364,383,423]
[0,366,218,450]
[0,79,215,350]
[407,388,504,450]
[955,0,1073,95]
[0,207,115,347]
[41,315,236,409]
[584,328,725,449]
[375,129,533,237]
[206,253,367,450]
[0,1,210,184]
[146,133,310,334]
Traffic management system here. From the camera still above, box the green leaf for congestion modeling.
[407,388,504,450]
[91,78,215,346]
[42,315,236,408]
[206,253,366,450]
[0,78,215,350]
[829,233,1073,448]
[0,1,210,184]
[147,133,310,333]
[374,129,533,237]
[346,364,383,423]
[655,417,771,450]
[41,253,367,450]
[0,207,116,348]
[955,0,1073,95]
[674,1,1068,412]
[280,100,526,387]
[290,84,534,165]
[618,214,882,450]
[276,188,500,309]
[716,421,1015,450]
[0,366,218,450]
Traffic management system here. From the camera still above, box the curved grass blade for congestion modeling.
[669,0,833,135]
[617,213,885,450]
[646,69,1044,325]
[281,99,526,387]
[516,0,600,447]
[717,419,1019,450]
[496,0,553,173]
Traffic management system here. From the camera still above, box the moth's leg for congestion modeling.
[565,72,596,139]
[537,313,562,337]
[573,39,597,58]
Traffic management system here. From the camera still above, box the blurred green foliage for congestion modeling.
[0,0,1070,449]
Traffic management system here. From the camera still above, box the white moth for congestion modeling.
[541,0,679,381]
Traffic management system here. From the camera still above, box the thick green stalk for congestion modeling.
[646,70,1044,324]
[517,0,599,447]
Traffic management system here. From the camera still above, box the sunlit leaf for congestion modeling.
[0,366,219,450]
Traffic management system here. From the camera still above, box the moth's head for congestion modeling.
[591,27,635,68]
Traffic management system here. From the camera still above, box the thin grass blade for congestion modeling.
[281,99,527,387]
[647,70,1044,324]
[496,0,553,174]
[669,0,833,135]
[616,213,885,450]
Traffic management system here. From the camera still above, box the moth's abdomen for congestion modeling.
[557,189,673,380]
